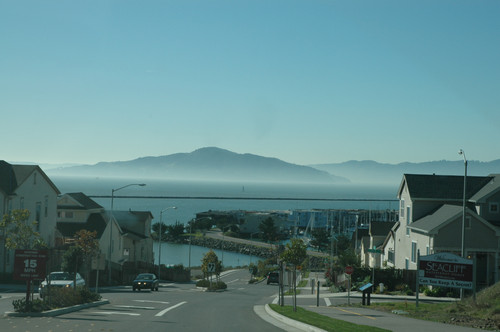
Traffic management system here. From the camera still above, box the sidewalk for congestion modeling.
[265,274,484,332]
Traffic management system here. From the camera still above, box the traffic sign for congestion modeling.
[345,266,354,275]
[207,262,216,273]
[13,250,48,281]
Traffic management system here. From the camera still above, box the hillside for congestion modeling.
[310,159,500,184]
[46,147,349,184]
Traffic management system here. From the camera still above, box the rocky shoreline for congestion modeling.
[187,236,326,267]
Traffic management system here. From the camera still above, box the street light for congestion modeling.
[158,206,177,279]
[459,149,468,299]
[108,183,146,284]
[458,149,467,259]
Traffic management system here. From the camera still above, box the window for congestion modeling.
[406,206,411,236]
[405,258,409,270]
[388,249,395,264]
[65,211,74,218]
[426,245,430,255]
[490,202,499,214]
[44,196,48,218]
[36,202,41,231]
[20,197,24,209]
[411,242,417,263]
[400,199,405,218]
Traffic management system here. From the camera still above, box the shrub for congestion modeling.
[196,279,210,287]
[13,287,102,313]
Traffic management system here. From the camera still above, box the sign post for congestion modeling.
[13,250,48,302]
[345,266,353,305]
[418,252,474,307]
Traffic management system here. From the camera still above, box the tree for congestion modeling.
[259,217,278,243]
[1,209,47,303]
[201,250,222,281]
[165,221,185,241]
[152,222,167,240]
[280,238,307,311]
[1,209,47,250]
[74,230,99,287]
[310,229,330,252]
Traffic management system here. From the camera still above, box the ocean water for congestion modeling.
[52,176,399,224]
[51,176,399,267]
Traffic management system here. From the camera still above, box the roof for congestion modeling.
[106,210,153,239]
[408,205,463,235]
[0,160,60,195]
[369,221,396,237]
[470,174,500,203]
[57,213,107,239]
[399,174,492,201]
[58,192,104,210]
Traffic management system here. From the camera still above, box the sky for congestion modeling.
[1,0,499,166]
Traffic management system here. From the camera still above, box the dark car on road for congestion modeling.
[132,273,159,291]
[267,271,279,285]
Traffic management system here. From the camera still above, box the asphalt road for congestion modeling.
[0,269,286,332]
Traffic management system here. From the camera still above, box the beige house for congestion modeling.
[0,161,60,273]
[57,192,154,282]
[382,173,500,289]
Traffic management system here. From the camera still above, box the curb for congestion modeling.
[264,304,327,332]
[5,299,110,317]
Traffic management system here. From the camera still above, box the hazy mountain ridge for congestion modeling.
[45,147,348,184]
[310,159,500,184]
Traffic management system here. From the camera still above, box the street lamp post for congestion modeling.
[158,207,177,280]
[108,183,146,284]
[459,149,468,300]
[458,149,468,258]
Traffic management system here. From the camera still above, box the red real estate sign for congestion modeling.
[419,252,473,289]
[13,250,48,281]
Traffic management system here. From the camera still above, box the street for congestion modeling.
[0,269,285,332]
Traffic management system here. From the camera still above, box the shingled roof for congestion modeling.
[60,192,104,210]
[0,160,60,195]
[57,213,107,239]
[106,210,153,239]
[400,174,492,201]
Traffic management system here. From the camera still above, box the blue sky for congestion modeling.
[1,0,499,166]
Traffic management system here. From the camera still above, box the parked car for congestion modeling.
[267,271,279,285]
[39,272,85,298]
[132,273,159,291]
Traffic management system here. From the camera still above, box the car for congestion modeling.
[267,271,279,285]
[39,271,85,298]
[132,273,159,291]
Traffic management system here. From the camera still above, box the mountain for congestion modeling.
[310,159,500,185]
[45,147,349,184]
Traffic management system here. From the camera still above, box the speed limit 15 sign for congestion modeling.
[13,250,48,281]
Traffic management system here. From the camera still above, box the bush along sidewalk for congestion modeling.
[12,287,101,313]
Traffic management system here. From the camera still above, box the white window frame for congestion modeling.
[489,202,499,214]
[411,241,417,263]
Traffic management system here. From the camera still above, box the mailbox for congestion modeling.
[359,282,373,305]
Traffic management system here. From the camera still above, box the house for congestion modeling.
[360,221,395,268]
[0,161,60,273]
[384,173,500,289]
[56,192,154,283]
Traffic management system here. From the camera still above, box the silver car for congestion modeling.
[39,272,85,298]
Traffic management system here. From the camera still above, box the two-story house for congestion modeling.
[56,192,154,283]
[0,161,60,273]
[385,173,500,289]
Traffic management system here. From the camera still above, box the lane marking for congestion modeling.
[226,279,239,284]
[134,300,169,304]
[114,305,155,310]
[155,301,187,317]
[324,298,331,306]
[331,307,377,320]
[93,312,140,316]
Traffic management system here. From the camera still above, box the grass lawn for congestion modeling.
[269,304,389,332]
